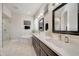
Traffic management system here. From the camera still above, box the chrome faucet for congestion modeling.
[65,36,69,43]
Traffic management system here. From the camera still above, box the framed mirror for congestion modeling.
[52,3,79,35]
[39,18,44,31]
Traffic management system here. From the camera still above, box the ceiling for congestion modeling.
[4,3,44,17]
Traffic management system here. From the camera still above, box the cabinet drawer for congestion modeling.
[40,41,58,56]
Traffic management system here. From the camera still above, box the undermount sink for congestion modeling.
[45,38,64,48]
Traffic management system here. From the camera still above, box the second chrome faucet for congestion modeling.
[64,36,69,43]
[59,34,69,43]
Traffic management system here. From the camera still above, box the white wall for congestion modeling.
[11,13,34,39]
[3,4,12,18]
[0,3,2,48]
[2,4,12,47]
[44,9,52,33]
[34,18,39,32]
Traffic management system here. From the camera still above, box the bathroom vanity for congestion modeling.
[32,33,79,56]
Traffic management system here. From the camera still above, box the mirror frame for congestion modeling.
[52,3,79,35]
[39,18,44,31]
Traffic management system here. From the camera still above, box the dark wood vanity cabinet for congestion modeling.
[32,35,58,56]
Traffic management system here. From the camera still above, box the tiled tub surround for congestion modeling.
[33,33,79,56]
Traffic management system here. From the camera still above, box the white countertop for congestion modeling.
[33,33,79,56]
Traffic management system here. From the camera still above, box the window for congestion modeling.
[24,20,31,30]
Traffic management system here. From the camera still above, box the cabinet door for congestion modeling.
[36,44,40,56]
[32,36,40,56]
[40,48,47,56]
[40,41,58,56]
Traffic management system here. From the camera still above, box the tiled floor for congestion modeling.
[0,38,36,56]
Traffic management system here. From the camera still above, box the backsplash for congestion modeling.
[51,33,79,46]
[61,34,79,46]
